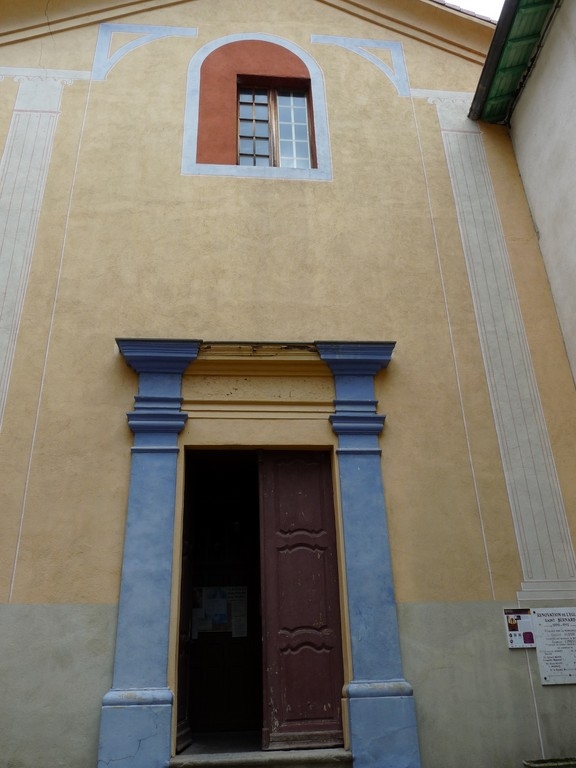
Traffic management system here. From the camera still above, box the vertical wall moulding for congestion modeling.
[98,339,201,768]
[412,90,576,601]
[0,68,89,429]
[316,342,421,768]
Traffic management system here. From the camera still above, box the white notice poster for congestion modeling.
[191,586,248,638]
[504,608,535,648]
[532,607,576,685]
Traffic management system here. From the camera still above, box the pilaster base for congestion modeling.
[347,682,421,768]
[97,688,172,768]
[517,580,576,602]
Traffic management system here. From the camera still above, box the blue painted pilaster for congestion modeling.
[316,342,421,768]
[98,339,201,768]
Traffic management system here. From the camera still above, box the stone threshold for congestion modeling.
[170,748,353,767]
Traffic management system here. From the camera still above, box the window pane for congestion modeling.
[238,86,310,169]
[294,123,308,140]
[238,86,272,166]
[276,90,310,169]
[292,107,307,123]
[278,106,293,123]
[295,141,309,159]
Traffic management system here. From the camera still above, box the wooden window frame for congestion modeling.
[237,76,317,169]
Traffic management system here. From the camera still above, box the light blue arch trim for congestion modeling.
[182,33,332,180]
[93,23,198,81]
[311,36,410,97]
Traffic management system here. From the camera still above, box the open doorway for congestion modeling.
[177,449,344,754]
[177,451,262,751]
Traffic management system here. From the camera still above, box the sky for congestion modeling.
[453,0,505,21]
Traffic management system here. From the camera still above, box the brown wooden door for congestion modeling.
[259,451,344,750]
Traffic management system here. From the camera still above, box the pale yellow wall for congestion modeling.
[0,0,573,614]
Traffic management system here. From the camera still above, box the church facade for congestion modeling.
[1,2,575,767]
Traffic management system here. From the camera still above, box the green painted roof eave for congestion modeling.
[469,0,559,124]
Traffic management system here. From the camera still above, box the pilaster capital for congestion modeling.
[127,411,188,435]
[117,339,201,437]
[117,338,202,375]
[410,89,478,133]
[330,413,385,436]
[316,341,395,437]
[316,341,396,376]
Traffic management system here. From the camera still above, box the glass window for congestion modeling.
[237,86,311,169]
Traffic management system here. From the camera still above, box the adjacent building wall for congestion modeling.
[511,1,576,383]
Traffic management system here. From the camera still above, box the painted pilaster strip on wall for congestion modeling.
[413,91,576,599]
[316,342,421,768]
[98,339,201,768]
[0,68,89,430]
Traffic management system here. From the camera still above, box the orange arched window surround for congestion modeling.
[196,40,313,166]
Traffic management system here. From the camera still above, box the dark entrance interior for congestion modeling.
[177,449,344,755]
[177,451,262,751]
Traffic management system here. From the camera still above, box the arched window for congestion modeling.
[182,34,332,180]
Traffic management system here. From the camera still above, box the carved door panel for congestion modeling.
[259,451,344,750]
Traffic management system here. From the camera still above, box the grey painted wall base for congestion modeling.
[4,601,576,768]
[398,601,576,768]
[0,604,116,768]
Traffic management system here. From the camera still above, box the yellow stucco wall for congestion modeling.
[0,0,573,611]
[4,3,576,767]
